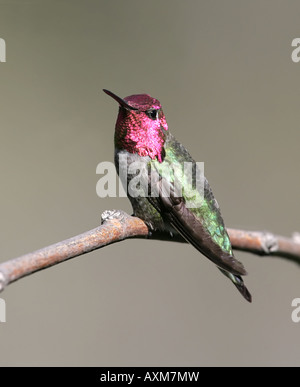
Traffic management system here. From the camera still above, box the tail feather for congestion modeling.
[218,268,252,303]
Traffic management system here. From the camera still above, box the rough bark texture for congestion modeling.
[0,210,300,292]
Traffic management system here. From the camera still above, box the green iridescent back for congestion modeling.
[150,133,233,256]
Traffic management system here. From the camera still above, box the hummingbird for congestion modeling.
[104,89,252,303]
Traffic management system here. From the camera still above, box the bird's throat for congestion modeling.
[115,113,166,163]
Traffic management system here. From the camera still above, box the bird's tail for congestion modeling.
[218,268,252,303]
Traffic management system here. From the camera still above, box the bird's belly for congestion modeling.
[130,196,166,231]
[115,148,175,234]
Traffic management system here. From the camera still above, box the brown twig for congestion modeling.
[0,209,300,293]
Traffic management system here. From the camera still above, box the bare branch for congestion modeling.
[0,209,299,293]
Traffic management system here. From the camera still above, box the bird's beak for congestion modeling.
[103,89,138,111]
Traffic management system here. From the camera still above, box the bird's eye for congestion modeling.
[146,109,158,120]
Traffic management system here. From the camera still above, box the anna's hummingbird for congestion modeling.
[104,89,252,303]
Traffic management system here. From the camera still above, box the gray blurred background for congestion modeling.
[0,0,300,366]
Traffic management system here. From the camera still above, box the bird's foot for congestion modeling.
[101,209,131,225]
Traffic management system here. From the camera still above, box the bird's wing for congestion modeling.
[148,174,247,276]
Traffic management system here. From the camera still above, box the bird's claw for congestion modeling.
[101,209,129,224]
